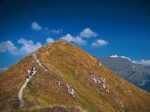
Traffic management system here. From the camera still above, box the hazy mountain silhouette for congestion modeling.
[99,56,150,93]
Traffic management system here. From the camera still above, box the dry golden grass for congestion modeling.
[0,40,150,112]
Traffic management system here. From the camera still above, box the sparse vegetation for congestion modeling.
[27,81,32,87]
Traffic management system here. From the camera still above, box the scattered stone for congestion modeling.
[57,81,63,87]
[102,84,106,89]
[90,75,110,93]
[106,87,110,93]
[96,78,102,84]
[66,85,75,98]
[91,75,106,84]
[99,62,102,67]
[120,101,124,108]
[128,90,131,92]
[100,77,106,83]
[115,83,117,86]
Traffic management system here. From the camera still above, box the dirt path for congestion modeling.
[18,71,36,107]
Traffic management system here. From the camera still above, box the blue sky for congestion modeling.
[0,0,150,72]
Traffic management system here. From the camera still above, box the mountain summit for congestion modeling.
[0,40,150,112]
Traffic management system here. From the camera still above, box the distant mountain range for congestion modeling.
[99,56,150,92]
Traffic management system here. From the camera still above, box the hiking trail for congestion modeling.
[18,71,36,107]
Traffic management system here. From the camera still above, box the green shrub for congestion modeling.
[27,81,32,87]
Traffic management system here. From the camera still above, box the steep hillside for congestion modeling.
[99,57,150,92]
[0,40,150,112]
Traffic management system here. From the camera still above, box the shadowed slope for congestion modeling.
[0,40,150,112]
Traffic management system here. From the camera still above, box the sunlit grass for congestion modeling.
[0,40,150,112]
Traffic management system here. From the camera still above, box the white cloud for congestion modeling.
[62,34,74,41]
[31,22,43,30]
[80,28,98,38]
[73,36,87,45]
[15,38,42,56]
[62,34,87,45]
[46,37,55,44]
[0,38,42,56]
[0,41,17,52]
[110,55,119,58]
[0,67,7,73]
[92,39,108,47]
[120,56,131,61]
[132,60,150,66]
[110,55,131,60]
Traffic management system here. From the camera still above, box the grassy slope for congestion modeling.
[0,40,150,112]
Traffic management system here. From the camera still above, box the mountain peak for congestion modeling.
[0,41,150,112]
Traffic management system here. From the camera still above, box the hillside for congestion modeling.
[99,56,150,92]
[0,40,150,112]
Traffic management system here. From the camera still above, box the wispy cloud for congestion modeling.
[44,27,61,34]
[80,28,98,38]
[92,39,108,47]
[31,22,43,30]
[46,37,55,44]
[62,34,87,45]
[120,56,131,61]
[31,22,61,34]
[51,29,61,34]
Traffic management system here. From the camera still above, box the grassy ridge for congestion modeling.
[0,40,150,112]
